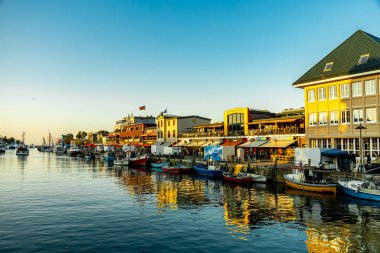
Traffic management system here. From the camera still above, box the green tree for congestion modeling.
[63,134,73,145]
[76,131,87,140]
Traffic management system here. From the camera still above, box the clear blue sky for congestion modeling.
[1,0,380,144]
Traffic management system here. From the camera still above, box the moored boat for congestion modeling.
[151,160,163,168]
[223,171,253,184]
[129,155,148,166]
[16,145,29,156]
[246,173,267,183]
[338,180,380,202]
[162,161,181,173]
[284,173,336,194]
[114,158,130,166]
[193,161,223,178]
[54,146,65,156]
[68,145,81,157]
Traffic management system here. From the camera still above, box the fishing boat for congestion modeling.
[222,171,253,184]
[162,161,181,173]
[283,171,336,194]
[54,146,65,156]
[129,155,148,166]
[68,145,81,157]
[338,180,380,202]
[193,160,224,178]
[114,158,130,166]
[16,145,29,156]
[246,173,267,183]
[151,160,163,168]
[16,132,29,156]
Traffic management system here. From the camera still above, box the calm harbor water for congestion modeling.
[1,150,380,252]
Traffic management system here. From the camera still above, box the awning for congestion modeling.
[260,139,297,148]
[212,141,223,146]
[238,140,268,148]
[185,141,206,147]
[173,141,186,147]
[321,149,348,157]
[221,141,243,146]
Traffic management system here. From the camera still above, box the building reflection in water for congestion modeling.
[110,167,380,252]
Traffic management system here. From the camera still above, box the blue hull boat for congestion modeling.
[338,180,380,202]
[193,164,223,179]
[151,162,163,168]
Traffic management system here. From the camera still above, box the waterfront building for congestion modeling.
[174,107,305,161]
[119,123,157,147]
[224,107,276,136]
[293,30,380,159]
[114,115,155,132]
[152,114,211,155]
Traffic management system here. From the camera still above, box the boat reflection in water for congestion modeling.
[76,161,380,252]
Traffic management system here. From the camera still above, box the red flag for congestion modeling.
[139,105,146,111]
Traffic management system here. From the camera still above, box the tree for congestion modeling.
[63,134,73,145]
[76,131,87,140]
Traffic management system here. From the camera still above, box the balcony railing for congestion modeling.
[178,131,224,138]
[228,127,305,136]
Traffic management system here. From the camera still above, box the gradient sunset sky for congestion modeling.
[1,0,380,144]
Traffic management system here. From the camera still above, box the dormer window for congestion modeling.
[323,62,334,72]
[358,54,369,65]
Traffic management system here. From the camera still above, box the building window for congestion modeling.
[340,84,350,98]
[358,54,369,65]
[323,61,334,72]
[329,85,337,99]
[330,111,339,125]
[307,89,316,102]
[352,82,362,97]
[365,79,376,95]
[172,130,176,137]
[341,110,350,124]
[318,87,326,101]
[353,109,363,123]
[309,113,316,126]
[366,107,377,123]
[167,131,170,138]
[173,120,175,126]
[319,112,327,125]
[168,121,170,126]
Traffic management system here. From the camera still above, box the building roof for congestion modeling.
[157,114,211,121]
[293,30,380,87]
[248,115,304,125]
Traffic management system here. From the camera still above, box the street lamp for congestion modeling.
[355,123,367,173]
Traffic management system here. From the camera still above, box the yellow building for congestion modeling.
[293,30,380,159]
[223,107,275,136]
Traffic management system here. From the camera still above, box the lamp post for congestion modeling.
[355,123,367,173]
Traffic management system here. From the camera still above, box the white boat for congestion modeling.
[16,145,29,156]
[68,145,81,156]
[54,146,65,156]
[246,173,267,183]
[114,158,130,166]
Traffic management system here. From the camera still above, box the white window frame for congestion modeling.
[353,109,363,124]
[329,85,337,99]
[318,112,327,125]
[352,82,362,97]
[340,84,350,98]
[330,111,339,125]
[341,110,350,124]
[318,87,326,101]
[323,62,334,72]
[307,89,316,102]
[358,54,369,65]
[366,107,377,123]
[365,79,376,96]
[309,113,317,126]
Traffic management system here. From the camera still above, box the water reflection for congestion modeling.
[1,151,380,253]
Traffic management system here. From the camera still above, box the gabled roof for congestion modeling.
[293,30,380,87]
